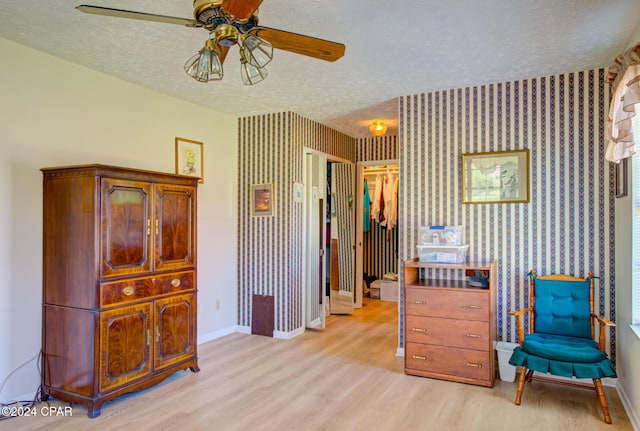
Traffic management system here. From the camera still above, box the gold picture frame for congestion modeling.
[175,137,204,183]
[251,183,274,217]
[462,149,530,204]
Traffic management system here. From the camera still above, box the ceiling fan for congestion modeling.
[77,0,346,85]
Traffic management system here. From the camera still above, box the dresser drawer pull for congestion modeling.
[466,362,483,368]
[171,278,181,287]
[122,286,135,296]
[412,355,427,360]
[411,327,427,333]
[465,304,483,309]
[465,333,482,338]
[411,300,427,304]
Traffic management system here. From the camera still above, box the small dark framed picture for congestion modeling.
[251,183,274,217]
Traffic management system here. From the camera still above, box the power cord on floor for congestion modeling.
[0,350,48,421]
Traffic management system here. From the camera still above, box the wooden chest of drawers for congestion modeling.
[404,259,496,387]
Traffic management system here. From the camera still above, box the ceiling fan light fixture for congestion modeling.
[184,39,223,82]
[240,49,268,85]
[369,121,387,137]
[242,34,273,68]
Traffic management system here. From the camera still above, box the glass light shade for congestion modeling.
[369,121,387,137]
[242,35,273,69]
[240,59,268,85]
[184,40,223,82]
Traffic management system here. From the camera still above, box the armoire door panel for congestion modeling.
[100,303,153,391]
[154,185,196,271]
[154,294,195,370]
[101,179,152,278]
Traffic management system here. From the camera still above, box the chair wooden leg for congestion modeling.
[514,366,528,405]
[593,379,612,424]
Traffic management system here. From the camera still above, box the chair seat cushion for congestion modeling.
[522,333,605,362]
[509,333,617,379]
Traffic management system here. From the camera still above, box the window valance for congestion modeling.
[606,43,640,163]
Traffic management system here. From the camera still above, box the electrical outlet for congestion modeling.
[215,300,220,310]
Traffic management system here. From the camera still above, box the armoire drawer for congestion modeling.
[100,271,194,307]
[405,342,490,382]
[405,315,489,350]
[405,287,489,321]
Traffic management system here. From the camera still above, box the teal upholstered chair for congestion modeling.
[508,270,617,424]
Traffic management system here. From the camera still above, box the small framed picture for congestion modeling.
[615,158,628,198]
[175,137,204,183]
[251,183,274,217]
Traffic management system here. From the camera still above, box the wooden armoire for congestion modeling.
[41,164,199,418]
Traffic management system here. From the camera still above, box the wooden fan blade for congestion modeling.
[217,45,230,64]
[76,5,202,27]
[221,0,263,21]
[249,27,345,62]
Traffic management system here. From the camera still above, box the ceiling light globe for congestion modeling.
[369,121,387,137]
[240,59,268,85]
[184,41,223,82]
[242,35,273,69]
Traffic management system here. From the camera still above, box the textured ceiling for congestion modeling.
[1,0,639,138]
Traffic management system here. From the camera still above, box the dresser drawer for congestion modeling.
[405,342,490,382]
[405,288,489,321]
[406,315,489,351]
[100,271,194,307]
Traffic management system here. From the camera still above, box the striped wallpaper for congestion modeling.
[398,69,616,356]
[357,135,399,162]
[238,112,355,336]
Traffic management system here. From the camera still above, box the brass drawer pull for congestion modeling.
[411,300,427,304]
[156,327,160,343]
[146,329,150,346]
[466,362,483,368]
[411,328,427,333]
[465,304,483,309]
[412,355,426,360]
[122,286,135,296]
[171,278,181,287]
[466,333,482,338]
[147,219,151,236]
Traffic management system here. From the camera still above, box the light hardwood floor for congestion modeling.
[1,298,632,430]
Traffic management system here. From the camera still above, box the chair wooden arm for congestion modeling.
[592,314,616,351]
[509,307,533,347]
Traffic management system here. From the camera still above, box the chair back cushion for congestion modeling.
[534,277,592,338]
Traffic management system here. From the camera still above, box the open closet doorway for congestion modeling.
[303,150,355,330]
[355,160,400,309]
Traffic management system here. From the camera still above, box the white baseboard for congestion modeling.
[616,382,640,431]
[274,327,304,340]
[197,326,237,345]
[235,325,251,334]
[230,325,304,339]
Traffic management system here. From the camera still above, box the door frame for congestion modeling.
[355,159,399,308]
[302,148,353,329]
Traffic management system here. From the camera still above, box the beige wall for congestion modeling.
[0,38,239,401]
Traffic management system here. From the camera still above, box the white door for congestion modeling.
[304,153,326,328]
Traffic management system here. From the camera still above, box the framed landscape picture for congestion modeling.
[462,149,530,204]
